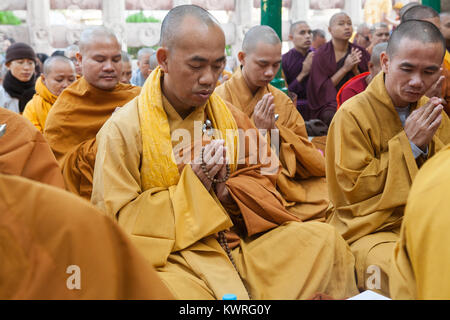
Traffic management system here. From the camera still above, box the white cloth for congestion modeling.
[0,86,19,113]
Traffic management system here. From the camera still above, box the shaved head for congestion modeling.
[399,2,421,19]
[43,55,74,76]
[242,25,281,54]
[401,5,439,23]
[329,12,350,27]
[160,5,221,50]
[370,42,388,66]
[289,20,308,35]
[387,20,445,59]
[149,52,158,70]
[79,26,119,54]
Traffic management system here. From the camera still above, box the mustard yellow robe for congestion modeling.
[23,76,58,133]
[43,77,140,199]
[91,71,358,300]
[326,72,450,296]
[390,146,450,300]
[0,108,64,189]
[0,173,173,299]
[215,68,329,222]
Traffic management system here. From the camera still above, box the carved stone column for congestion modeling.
[102,0,127,50]
[345,0,363,26]
[27,0,52,54]
[228,0,252,71]
[289,0,310,23]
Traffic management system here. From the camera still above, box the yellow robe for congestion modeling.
[390,146,450,300]
[43,77,140,199]
[23,76,58,133]
[91,68,358,300]
[326,72,450,296]
[215,68,329,222]
[0,173,174,299]
[442,50,450,116]
[0,107,65,189]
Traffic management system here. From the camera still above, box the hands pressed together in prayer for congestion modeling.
[343,47,362,74]
[404,97,444,152]
[425,70,446,102]
[191,139,234,205]
[296,51,314,82]
[253,93,276,132]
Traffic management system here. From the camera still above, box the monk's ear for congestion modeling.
[380,52,389,74]
[157,47,169,73]
[237,51,246,66]
[76,52,82,65]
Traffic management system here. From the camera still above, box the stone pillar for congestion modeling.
[27,0,52,54]
[289,0,310,23]
[345,0,363,26]
[102,0,127,50]
[173,0,192,6]
[229,0,252,71]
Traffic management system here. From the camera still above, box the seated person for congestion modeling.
[337,42,387,108]
[326,20,450,297]
[307,13,370,126]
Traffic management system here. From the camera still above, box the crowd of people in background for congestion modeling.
[1,1,450,301]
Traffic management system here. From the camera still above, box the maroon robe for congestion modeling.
[282,48,312,119]
[306,41,370,125]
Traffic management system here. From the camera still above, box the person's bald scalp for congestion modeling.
[160,5,222,50]
[43,56,75,76]
[370,42,388,66]
[401,5,439,23]
[78,26,119,53]
[387,20,446,59]
[242,25,281,54]
[329,12,350,27]
[289,20,308,35]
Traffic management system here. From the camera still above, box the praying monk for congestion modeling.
[326,20,450,297]
[216,25,329,222]
[390,146,450,300]
[44,26,141,199]
[307,13,370,126]
[91,5,358,300]
[0,172,173,299]
[337,42,387,108]
[23,56,77,133]
[0,107,64,188]
[402,5,450,116]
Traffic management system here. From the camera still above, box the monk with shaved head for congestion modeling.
[402,5,450,116]
[326,20,450,298]
[307,12,370,126]
[23,56,76,132]
[91,5,358,300]
[44,26,141,199]
[216,25,329,222]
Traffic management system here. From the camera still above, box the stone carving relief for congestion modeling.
[125,0,173,10]
[50,0,101,10]
[127,23,161,47]
[310,0,345,10]
[0,0,27,11]
[192,0,235,11]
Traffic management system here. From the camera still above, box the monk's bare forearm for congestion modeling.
[331,66,351,87]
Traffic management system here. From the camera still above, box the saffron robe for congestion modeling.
[215,68,329,222]
[23,76,58,133]
[282,48,311,119]
[0,108,64,188]
[336,72,370,109]
[326,72,450,296]
[91,68,358,300]
[0,173,174,299]
[390,146,450,300]
[442,50,450,116]
[307,41,370,125]
[43,77,140,199]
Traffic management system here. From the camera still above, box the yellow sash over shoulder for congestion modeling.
[138,67,239,190]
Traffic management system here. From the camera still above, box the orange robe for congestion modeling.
[23,76,58,133]
[215,69,329,221]
[0,107,64,188]
[442,50,450,116]
[0,173,174,299]
[44,77,140,199]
